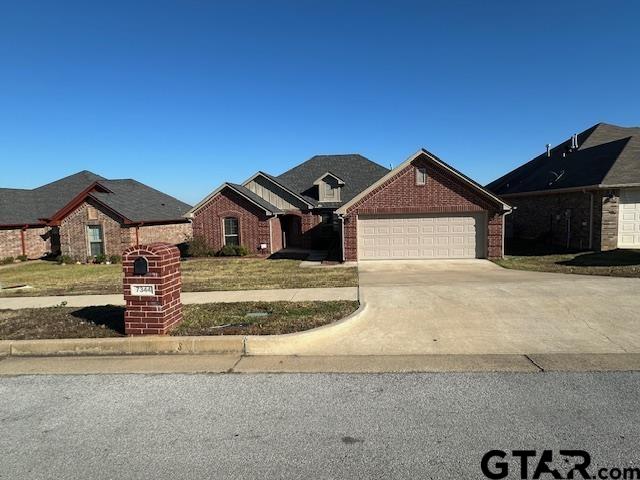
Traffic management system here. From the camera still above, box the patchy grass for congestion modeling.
[0,301,359,340]
[495,242,640,278]
[0,258,358,297]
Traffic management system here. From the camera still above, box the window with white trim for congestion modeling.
[223,217,239,246]
[416,166,427,185]
[87,225,104,256]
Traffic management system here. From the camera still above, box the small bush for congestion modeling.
[56,255,73,265]
[234,245,249,256]
[94,253,107,264]
[186,236,215,257]
[216,244,249,257]
[109,255,122,264]
[17,255,28,262]
[0,256,14,265]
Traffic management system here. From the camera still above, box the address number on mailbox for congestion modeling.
[131,284,156,296]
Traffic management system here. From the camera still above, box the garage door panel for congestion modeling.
[358,213,486,260]
[618,189,640,248]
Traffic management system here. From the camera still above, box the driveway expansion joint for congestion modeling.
[523,354,545,372]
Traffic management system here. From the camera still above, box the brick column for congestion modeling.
[122,243,182,335]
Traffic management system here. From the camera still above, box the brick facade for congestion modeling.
[343,157,505,261]
[56,199,191,261]
[59,199,124,260]
[192,188,272,255]
[0,227,52,259]
[269,217,283,253]
[123,243,182,335]
[505,189,619,251]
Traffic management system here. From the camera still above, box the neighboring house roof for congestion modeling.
[0,170,192,226]
[275,154,390,207]
[487,123,640,196]
[187,182,283,216]
[336,149,510,214]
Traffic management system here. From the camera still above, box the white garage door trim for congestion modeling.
[618,188,640,248]
[357,212,487,260]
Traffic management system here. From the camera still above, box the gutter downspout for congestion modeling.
[338,215,346,263]
[135,222,144,247]
[20,226,27,257]
[587,191,594,250]
[502,209,514,258]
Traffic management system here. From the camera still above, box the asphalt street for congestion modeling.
[1,372,639,479]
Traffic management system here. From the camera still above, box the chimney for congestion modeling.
[572,134,579,149]
[546,144,551,157]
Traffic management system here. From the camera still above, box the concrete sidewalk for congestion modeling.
[0,287,358,309]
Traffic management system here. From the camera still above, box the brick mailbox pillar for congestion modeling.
[122,243,183,335]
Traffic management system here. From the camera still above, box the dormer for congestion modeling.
[313,172,345,202]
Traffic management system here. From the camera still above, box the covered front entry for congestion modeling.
[357,212,486,260]
[618,188,640,248]
[280,214,302,248]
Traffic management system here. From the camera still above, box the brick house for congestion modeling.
[487,123,640,251]
[189,150,510,261]
[0,171,192,260]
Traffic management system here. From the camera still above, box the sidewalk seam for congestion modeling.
[227,355,244,373]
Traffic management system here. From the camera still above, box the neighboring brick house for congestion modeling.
[189,151,510,261]
[487,123,640,251]
[0,171,192,260]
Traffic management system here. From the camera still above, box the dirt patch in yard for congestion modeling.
[0,301,359,340]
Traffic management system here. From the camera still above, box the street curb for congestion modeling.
[243,302,369,355]
[0,335,244,357]
[0,303,367,357]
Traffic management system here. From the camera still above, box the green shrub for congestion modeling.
[186,236,215,257]
[0,256,14,265]
[17,255,28,262]
[234,245,249,256]
[217,245,237,256]
[94,253,107,264]
[56,255,73,265]
[216,244,249,257]
[109,254,122,264]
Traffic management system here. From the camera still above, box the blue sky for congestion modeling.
[1,1,638,204]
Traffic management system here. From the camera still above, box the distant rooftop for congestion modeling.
[487,123,640,195]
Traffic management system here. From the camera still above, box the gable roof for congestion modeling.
[0,170,191,226]
[276,154,389,207]
[336,149,510,214]
[186,182,283,216]
[487,123,640,196]
[313,172,345,185]
[242,171,314,208]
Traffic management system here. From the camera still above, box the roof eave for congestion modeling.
[187,183,277,216]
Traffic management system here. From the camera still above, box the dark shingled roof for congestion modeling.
[276,154,389,206]
[0,170,191,226]
[487,123,640,196]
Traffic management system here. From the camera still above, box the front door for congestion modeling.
[281,215,302,248]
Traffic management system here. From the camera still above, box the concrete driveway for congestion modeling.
[256,260,640,355]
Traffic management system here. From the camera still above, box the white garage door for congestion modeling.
[618,189,640,248]
[357,213,486,260]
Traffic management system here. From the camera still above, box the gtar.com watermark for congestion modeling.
[481,450,640,479]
